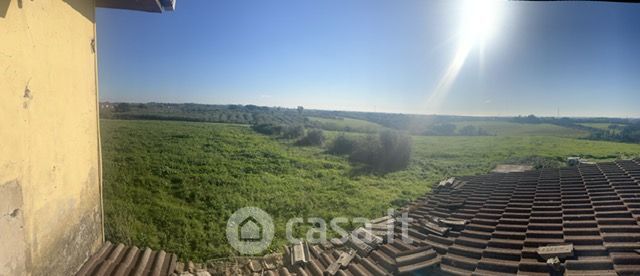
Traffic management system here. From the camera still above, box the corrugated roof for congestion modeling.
[75,242,177,276]
[258,159,640,275]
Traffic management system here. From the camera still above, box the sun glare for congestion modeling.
[459,0,504,47]
[426,0,506,113]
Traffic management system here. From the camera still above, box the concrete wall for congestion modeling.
[0,0,103,275]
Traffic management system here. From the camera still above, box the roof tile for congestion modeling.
[268,160,640,275]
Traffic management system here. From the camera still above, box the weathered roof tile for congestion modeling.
[75,243,177,276]
[268,159,640,275]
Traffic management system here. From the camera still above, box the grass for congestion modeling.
[412,135,639,173]
[101,119,640,261]
[101,119,429,260]
[580,123,625,131]
[309,116,387,133]
[452,121,589,138]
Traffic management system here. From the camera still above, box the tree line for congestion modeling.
[100,102,306,126]
[513,114,640,143]
[589,124,640,143]
[423,123,492,136]
[100,102,639,143]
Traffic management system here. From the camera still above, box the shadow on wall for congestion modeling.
[64,0,95,22]
[0,0,94,22]
[0,0,10,18]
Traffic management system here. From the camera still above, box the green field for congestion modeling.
[309,116,387,133]
[580,122,625,132]
[580,123,614,130]
[102,119,422,260]
[102,119,640,261]
[453,121,589,138]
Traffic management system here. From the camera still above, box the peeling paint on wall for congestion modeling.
[0,0,103,275]
[23,80,32,109]
[34,208,102,276]
[0,180,27,276]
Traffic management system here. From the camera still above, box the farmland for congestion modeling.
[579,122,622,130]
[101,118,640,261]
[308,116,387,133]
[451,121,589,138]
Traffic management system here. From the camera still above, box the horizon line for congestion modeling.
[99,100,640,120]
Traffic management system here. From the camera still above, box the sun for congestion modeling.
[459,0,505,47]
[425,0,506,113]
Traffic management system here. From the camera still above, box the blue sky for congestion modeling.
[97,0,640,117]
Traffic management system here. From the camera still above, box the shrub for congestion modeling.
[458,125,491,136]
[114,103,131,113]
[328,134,356,155]
[252,123,283,135]
[349,135,379,165]
[282,125,305,139]
[296,129,325,146]
[330,131,412,173]
[424,123,456,136]
[458,125,478,136]
[376,131,412,172]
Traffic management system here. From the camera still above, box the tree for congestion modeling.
[328,134,356,155]
[296,129,325,146]
[114,103,131,113]
[457,125,491,136]
[282,125,305,139]
[377,131,411,172]
[337,131,412,173]
[425,123,456,136]
[252,123,283,135]
[458,125,478,136]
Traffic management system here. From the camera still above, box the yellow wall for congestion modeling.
[0,0,102,275]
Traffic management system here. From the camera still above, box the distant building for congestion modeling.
[0,1,174,275]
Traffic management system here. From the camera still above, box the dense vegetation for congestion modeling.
[328,131,412,173]
[295,129,326,147]
[252,120,412,173]
[307,116,387,133]
[424,123,491,136]
[101,102,307,126]
[102,117,640,261]
[101,120,428,260]
[511,114,640,142]
[588,123,640,143]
